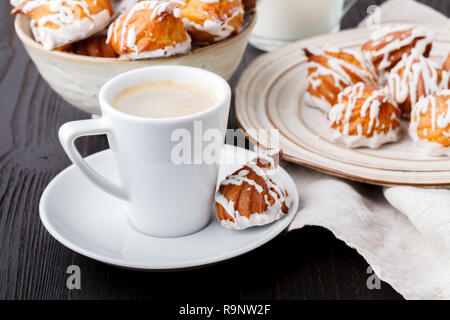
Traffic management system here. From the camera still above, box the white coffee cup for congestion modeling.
[59,66,231,238]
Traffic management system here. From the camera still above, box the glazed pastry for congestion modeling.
[72,35,118,57]
[409,91,450,156]
[111,0,140,17]
[181,0,244,44]
[107,0,191,59]
[387,50,449,117]
[303,47,377,113]
[12,0,114,50]
[215,150,290,230]
[361,25,433,75]
[328,83,401,148]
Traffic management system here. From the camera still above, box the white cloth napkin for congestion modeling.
[286,0,450,300]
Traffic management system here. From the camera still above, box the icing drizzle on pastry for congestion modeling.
[106,0,191,59]
[409,90,450,156]
[387,50,449,112]
[328,83,401,148]
[362,25,433,72]
[182,0,244,42]
[17,0,112,50]
[215,151,290,230]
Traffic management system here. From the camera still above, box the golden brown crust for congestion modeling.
[412,92,450,147]
[12,0,113,29]
[329,84,401,138]
[72,35,118,58]
[181,0,244,44]
[361,28,432,74]
[387,52,449,119]
[304,48,377,111]
[216,163,288,223]
[107,2,189,56]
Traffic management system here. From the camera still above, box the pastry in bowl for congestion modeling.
[303,47,377,113]
[72,35,118,58]
[361,25,433,75]
[409,91,450,156]
[387,50,449,117]
[215,151,290,230]
[107,0,191,59]
[11,0,114,50]
[328,83,401,148]
[181,0,244,44]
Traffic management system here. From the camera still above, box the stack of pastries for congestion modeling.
[304,25,450,157]
[11,0,252,59]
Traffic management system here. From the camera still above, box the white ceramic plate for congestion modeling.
[39,145,299,270]
[236,24,450,187]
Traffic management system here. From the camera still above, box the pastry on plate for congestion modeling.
[215,150,290,230]
[303,47,377,113]
[361,25,433,75]
[328,82,401,148]
[387,50,449,117]
[181,0,244,44]
[12,0,114,50]
[107,0,191,59]
[409,90,450,156]
[72,35,118,58]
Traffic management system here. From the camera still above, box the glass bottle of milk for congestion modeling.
[250,0,358,51]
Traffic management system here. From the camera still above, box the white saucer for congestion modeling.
[39,145,299,270]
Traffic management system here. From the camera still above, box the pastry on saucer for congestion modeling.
[215,150,290,230]
[303,47,377,113]
[12,0,114,50]
[107,0,191,59]
[72,35,118,58]
[387,50,449,117]
[361,25,433,75]
[328,82,401,148]
[181,0,244,44]
[409,90,450,156]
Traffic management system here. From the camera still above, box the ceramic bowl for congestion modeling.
[15,12,256,115]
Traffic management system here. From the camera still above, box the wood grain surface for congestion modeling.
[0,0,446,300]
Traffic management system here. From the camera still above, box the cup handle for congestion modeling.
[59,119,129,201]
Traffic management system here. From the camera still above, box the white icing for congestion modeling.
[21,0,112,50]
[409,91,450,156]
[304,47,377,113]
[363,25,433,72]
[107,0,191,59]
[328,83,401,148]
[182,2,244,42]
[121,35,191,59]
[215,152,290,230]
[10,0,26,7]
[387,50,449,113]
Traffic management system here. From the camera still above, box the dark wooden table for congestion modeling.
[0,0,447,300]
